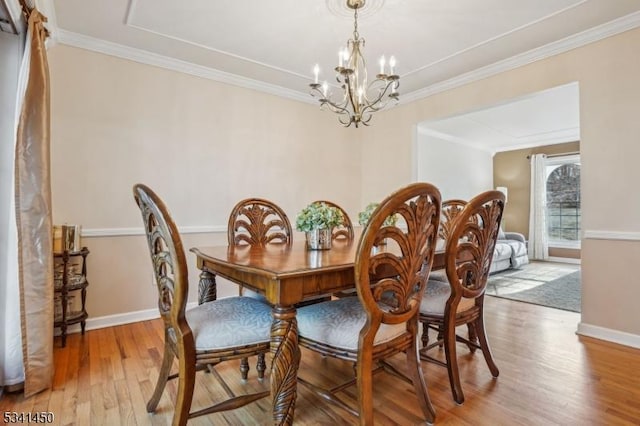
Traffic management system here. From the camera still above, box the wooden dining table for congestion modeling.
[190,234,445,425]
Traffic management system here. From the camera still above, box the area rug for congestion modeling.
[487,270,581,313]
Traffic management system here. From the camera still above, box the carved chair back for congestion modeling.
[444,191,505,302]
[439,199,468,241]
[356,183,441,330]
[133,184,191,350]
[311,200,354,241]
[227,198,292,246]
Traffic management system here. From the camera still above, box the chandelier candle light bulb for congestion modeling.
[309,0,400,127]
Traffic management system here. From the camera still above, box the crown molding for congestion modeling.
[50,10,640,108]
[418,124,580,155]
[55,29,315,105]
[492,127,581,153]
[401,10,640,104]
[417,127,495,154]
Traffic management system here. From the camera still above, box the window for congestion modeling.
[545,154,580,248]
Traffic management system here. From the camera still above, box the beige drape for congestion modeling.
[15,7,53,397]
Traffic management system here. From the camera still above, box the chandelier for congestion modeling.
[309,0,399,128]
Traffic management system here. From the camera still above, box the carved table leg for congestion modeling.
[270,305,300,426]
[198,269,217,305]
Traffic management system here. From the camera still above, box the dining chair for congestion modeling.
[227,197,293,246]
[227,197,292,380]
[311,200,354,241]
[133,184,272,426]
[429,199,468,283]
[419,190,505,405]
[296,182,442,425]
[438,199,468,240]
[425,199,476,349]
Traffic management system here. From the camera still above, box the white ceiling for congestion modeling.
[419,82,580,153]
[12,0,640,149]
[45,0,640,99]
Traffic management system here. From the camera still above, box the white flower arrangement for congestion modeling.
[295,202,344,232]
[358,202,398,227]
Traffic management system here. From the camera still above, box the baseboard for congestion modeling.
[54,302,199,336]
[547,256,581,264]
[577,322,640,349]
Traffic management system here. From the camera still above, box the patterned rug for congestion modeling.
[486,268,581,313]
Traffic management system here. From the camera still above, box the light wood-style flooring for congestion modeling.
[2,296,640,425]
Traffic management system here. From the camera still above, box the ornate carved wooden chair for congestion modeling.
[419,190,505,405]
[426,199,476,347]
[311,200,354,241]
[227,197,293,247]
[439,199,468,240]
[227,197,292,380]
[133,184,272,426]
[429,199,468,284]
[296,183,441,425]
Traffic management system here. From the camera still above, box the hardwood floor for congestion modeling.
[2,297,640,425]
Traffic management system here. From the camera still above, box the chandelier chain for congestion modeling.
[353,7,359,39]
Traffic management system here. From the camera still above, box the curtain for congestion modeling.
[528,154,549,260]
[1,24,26,392]
[14,6,53,397]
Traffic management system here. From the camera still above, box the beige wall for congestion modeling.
[48,27,640,343]
[493,141,581,261]
[48,45,362,317]
[359,28,640,339]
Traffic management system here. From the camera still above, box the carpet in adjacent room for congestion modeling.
[486,262,581,313]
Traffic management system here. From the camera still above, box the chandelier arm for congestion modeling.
[320,97,354,127]
[320,97,353,116]
[369,79,398,100]
[359,82,397,115]
[309,86,349,109]
[327,104,354,126]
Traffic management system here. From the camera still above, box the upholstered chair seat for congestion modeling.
[185,297,271,351]
[428,270,448,282]
[420,280,476,316]
[297,297,406,351]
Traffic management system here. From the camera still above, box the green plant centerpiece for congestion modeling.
[358,202,398,227]
[296,202,344,250]
[358,202,398,246]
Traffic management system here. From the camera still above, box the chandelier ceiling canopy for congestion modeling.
[309,0,399,128]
